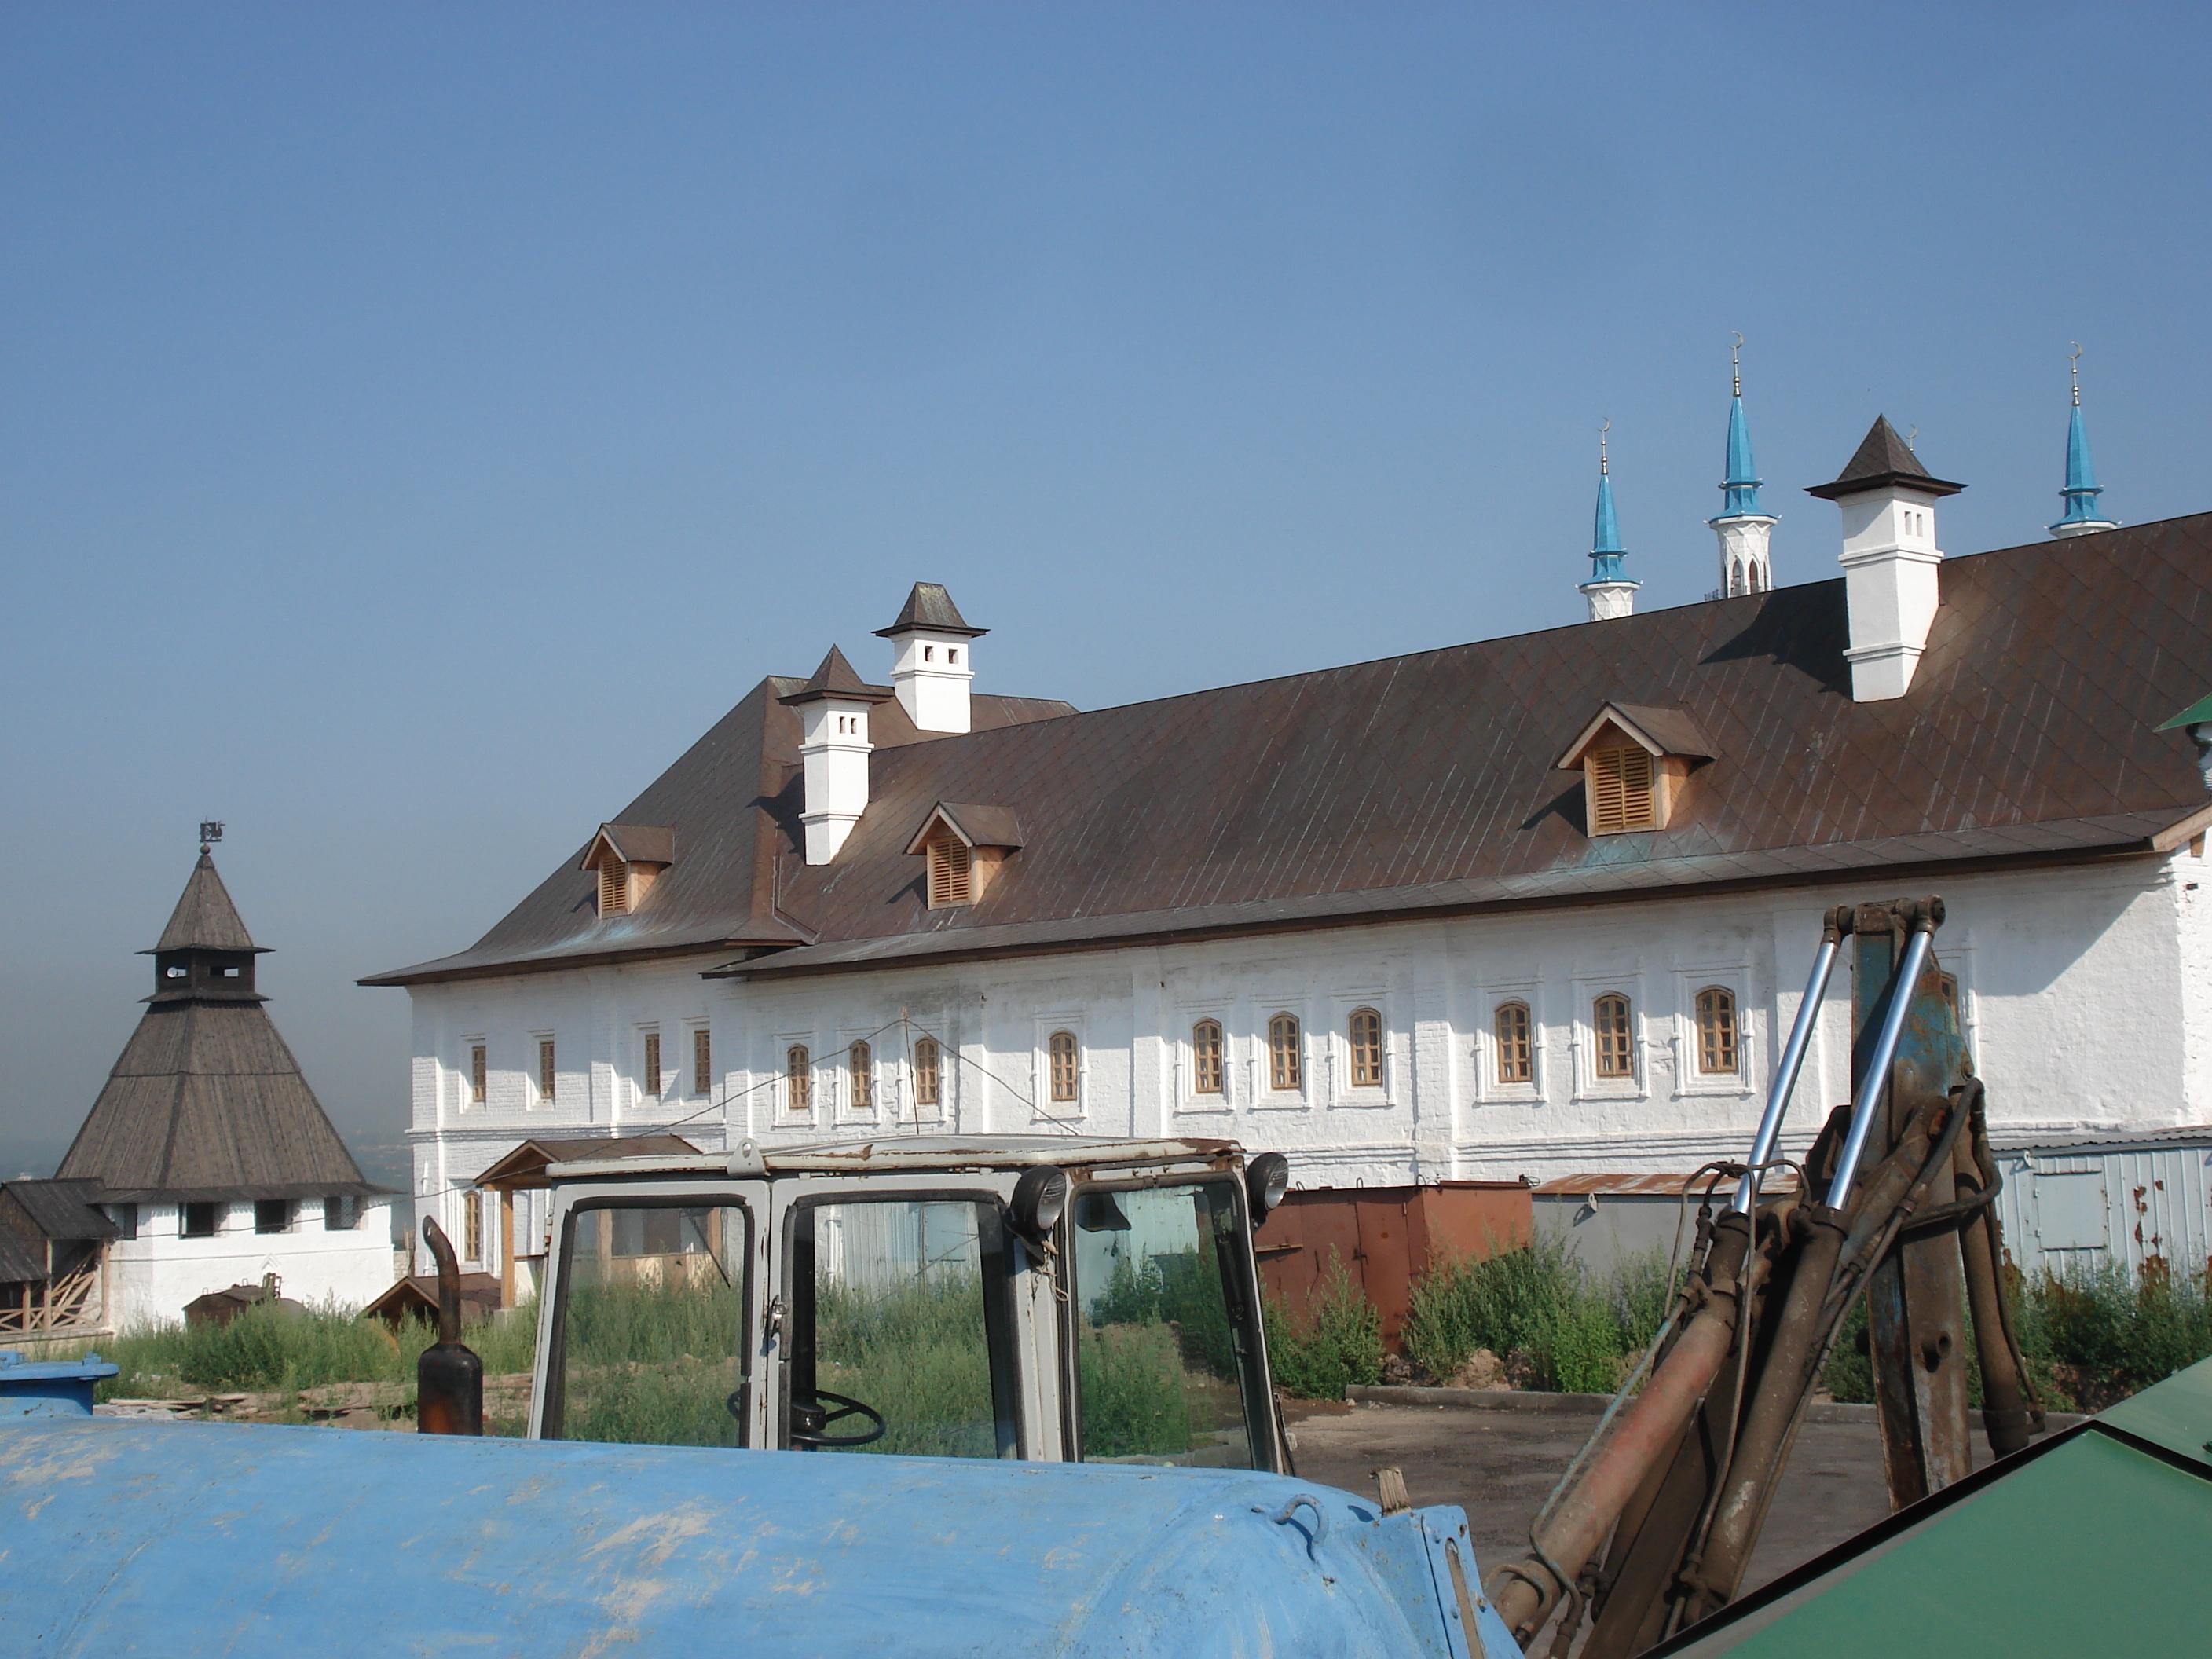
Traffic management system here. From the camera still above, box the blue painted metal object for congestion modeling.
[2050,400,2115,533]
[0,1419,1522,1658]
[1589,467,1629,583]
[1711,396,1763,522]
[0,1349,117,1419]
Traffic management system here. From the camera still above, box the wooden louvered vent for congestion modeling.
[1587,745,1657,834]
[599,862,628,916]
[928,837,972,907]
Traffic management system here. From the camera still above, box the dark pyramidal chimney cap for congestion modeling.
[1806,416,1965,501]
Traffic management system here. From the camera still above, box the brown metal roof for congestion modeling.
[875,581,986,639]
[369,515,2212,989]
[778,645,894,707]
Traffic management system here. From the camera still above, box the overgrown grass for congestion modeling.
[65,1298,542,1430]
[1264,1248,1384,1401]
[1400,1237,1682,1393]
[1824,1257,2212,1412]
[815,1272,996,1458]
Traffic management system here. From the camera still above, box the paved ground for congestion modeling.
[1285,1399,1914,1599]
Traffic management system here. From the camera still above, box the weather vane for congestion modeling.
[199,820,224,854]
[1731,331,1743,398]
[2070,342,2082,407]
[1599,417,1610,475]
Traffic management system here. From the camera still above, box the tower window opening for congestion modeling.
[538,1039,557,1102]
[947,649,959,665]
[470,1044,486,1105]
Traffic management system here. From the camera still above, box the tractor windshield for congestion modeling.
[782,1196,1021,1459]
[1068,1179,1268,1468]
[543,1199,751,1446]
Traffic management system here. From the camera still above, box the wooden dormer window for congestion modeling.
[1587,744,1657,833]
[927,835,972,907]
[1553,704,1717,839]
[906,802,1022,910]
[580,823,674,918]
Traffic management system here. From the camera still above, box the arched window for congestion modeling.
[1695,988,1738,1075]
[1495,1002,1533,1084]
[1730,558,1744,595]
[1268,1013,1302,1092]
[849,1040,873,1110]
[1049,1031,1079,1102]
[1191,1020,1224,1095]
[786,1044,811,1111]
[1349,1007,1383,1088]
[912,1036,940,1108]
[1749,562,1763,593]
[1593,994,1634,1079]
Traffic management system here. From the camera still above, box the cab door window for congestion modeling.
[545,1200,749,1446]
[1070,1181,1267,1468]
[785,1198,1018,1459]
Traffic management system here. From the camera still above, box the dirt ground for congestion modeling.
[1284,1398,1927,1599]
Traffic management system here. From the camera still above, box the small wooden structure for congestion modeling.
[361,1272,503,1330]
[1253,1180,1532,1350]
[0,1179,117,1342]
[184,1273,306,1328]
[471,1135,699,1307]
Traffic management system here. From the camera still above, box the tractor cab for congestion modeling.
[527,1135,1295,1470]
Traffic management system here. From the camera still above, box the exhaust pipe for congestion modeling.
[416,1216,483,1436]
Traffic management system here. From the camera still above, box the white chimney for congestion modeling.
[876,581,985,734]
[780,646,889,865]
[1807,416,1965,702]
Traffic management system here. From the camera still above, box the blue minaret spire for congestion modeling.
[1579,420,1639,620]
[2049,344,2119,538]
[1708,334,1777,595]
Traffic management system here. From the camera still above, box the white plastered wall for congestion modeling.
[107,1199,394,1331]
[401,855,2199,1217]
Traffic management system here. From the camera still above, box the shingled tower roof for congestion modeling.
[1806,415,1965,500]
[58,851,383,1203]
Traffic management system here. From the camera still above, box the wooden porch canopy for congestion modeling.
[471,1135,700,1307]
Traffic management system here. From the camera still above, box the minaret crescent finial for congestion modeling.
[2070,342,2082,407]
[1599,417,1610,476]
[1731,331,1743,398]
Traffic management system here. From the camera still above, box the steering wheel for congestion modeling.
[789,1388,888,1448]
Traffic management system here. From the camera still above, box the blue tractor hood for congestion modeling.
[0,1419,1519,1658]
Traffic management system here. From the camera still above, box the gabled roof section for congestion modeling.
[474,1134,701,1190]
[579,823,676,871]
[903,802,1025,855]
[874,582,987,639]
[1553,704,1720,770]
[149,853,265,955]
[1806,415,1965,500]
[362,672,1073,986]
[57,998,386,1202]
[0,1179,119,1242]
[778,645,894,707]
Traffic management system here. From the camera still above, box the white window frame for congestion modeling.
[837,1027,882,1125]
[1253,1001,1313,1110]
[529,1031,557,1111]
[1672,968,1756,1100]
[1329,991,1393,1108]
[1032,1013,1087,1122]
[1475,982,1546,1103]
[1570,975,1649,1102]
[1174,999,1235,1115]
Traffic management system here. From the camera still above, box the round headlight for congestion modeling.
[1246,1152,1291,1223]
[1010,1164,1071,1244]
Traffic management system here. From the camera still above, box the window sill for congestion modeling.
[1251,1093,1311,1111]
[1174,1096,1232,1115]
[1329,1093,1395,1111]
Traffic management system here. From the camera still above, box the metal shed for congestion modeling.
[1989,1124,2212,1277]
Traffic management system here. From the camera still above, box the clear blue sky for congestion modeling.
[4,4,2207,1186]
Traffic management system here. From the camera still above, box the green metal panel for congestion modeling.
[1675,1432,2210,1655]
[2097,1352,2212,1470]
